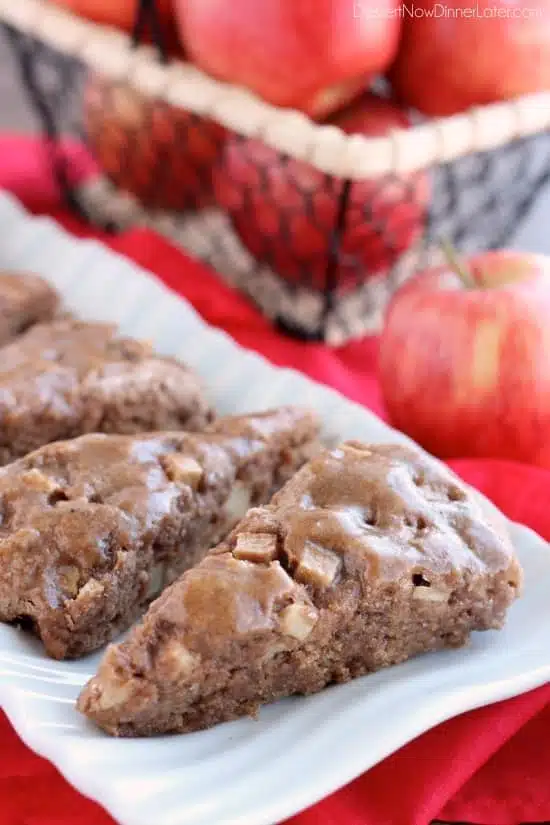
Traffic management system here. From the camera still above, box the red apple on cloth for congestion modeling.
[84,75,226,211]
[174,0,402,118]
[379,249,550,466]
[214,93,430,291]
[388,0,550,116]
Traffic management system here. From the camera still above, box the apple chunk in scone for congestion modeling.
[78,441,522,737]
[0,407,319,660]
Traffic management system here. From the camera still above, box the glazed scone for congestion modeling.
[78,441,522,736]
[0,318,213,464]
[0,407,319,659]
[0,272,60,345]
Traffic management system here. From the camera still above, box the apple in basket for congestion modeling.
[379,247,550,466]
[214,93,430,292]
[174,0,402,119]
[388,0,550,115]
[49,0,175,41]
[84,75,227,211]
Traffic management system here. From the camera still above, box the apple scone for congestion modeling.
[0,407,319,659]
[0,318,215,465]
[0,271,60,345]
[78,441,522,736]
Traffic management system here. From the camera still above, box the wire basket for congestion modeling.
[2,0,550,344]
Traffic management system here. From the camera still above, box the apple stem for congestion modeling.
[472,264,486,287]
[440,239,475,288]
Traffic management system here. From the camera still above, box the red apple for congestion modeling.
[84,75,226,211]
[214,94,430,291]
[49,0,182,53]
[388,0,550,116]
[174,0,402,118]
[379,250,550,466]
[49,0,171,33]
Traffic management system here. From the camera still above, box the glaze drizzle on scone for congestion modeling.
[0,407,319,658]
[78,441,522,737]
[0,318,214,464]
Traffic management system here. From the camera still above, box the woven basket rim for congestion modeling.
[2,0,550,179]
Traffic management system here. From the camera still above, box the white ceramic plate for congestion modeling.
[0,192,549,825]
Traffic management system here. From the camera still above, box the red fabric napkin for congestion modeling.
[1,135,549,825]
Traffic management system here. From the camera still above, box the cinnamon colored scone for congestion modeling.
[0,272,60,345]
[78,441,522,737]
[0,407,319,659]
[0,318,214,465]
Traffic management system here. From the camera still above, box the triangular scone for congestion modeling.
[0,407,318,659]
[0,318,214,465]
[0,272,60,345]
[78,441,523,737]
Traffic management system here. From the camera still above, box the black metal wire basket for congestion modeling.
[2,0,550,344]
